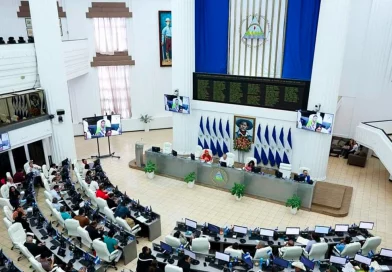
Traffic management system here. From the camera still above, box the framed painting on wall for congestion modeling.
[233,115,256,143]
[158,11,172,67]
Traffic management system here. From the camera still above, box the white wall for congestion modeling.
[8,120,52,148]
[0,0,29,40]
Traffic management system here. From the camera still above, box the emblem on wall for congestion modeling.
[210,168,228,186]
[240,15,270,48]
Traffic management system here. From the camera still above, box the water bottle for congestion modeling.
[288,262,291,269]
[370,266,375,272]
[229,262,232,272]
[259,257,264,269]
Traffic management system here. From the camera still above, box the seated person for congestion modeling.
[225,242,244,254]
[106,193,118,209]
[96,184,109,200]
[12,206,26,220]
[137,246,156,272]
[39,251,57,272]
[14,211,32,232]
[114,202,130,218]
[82,159,90,170]
[292,262,306,272]
[52,198,62,212]
[13,168,25,184]
[48,163,58,175]
[60,206,72,220]
[299,170,311,183]
[255,241,265,250]
[50,185,62,201]
[24,235,50,257]
[200,150,212,163]
[335,236,351,252]
[73,207,90,228]
[173,230,187,245]
[9,186,21,209]
[104,230,119,253]
[244,160,255,172]
[177,255,191,272]
[26,160,41,176]
[122,214,135,229]
[219,153,228,165]
[86,221,104,241]
[149,260,163,272]
[279,240,294,254]
[305,233,320,253]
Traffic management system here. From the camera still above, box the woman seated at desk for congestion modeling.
[200,150,212,163]
[244,160,255,172]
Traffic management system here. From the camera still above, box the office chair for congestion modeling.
[8,222,34,250]
[191,237,210,254]
[224,247,243,258]
[195,145,203,159]
[254,246,272,259]
[226,152,235,167]
[0,184,9,199]
[42,178,51,193]
[29,256,58,272]
[64,219,81,238]
[52,209,66,229]
[278,246,303,261]
[165,264,183,272]
[333,242,361,258]
[115,217,141,242]
[86,189,98,206]
[0,197,13,210]
[93,239,121,270]
[45,199,55,216]
[96,197,110,213]
[3,206,14,222]
[42,164,49,179]
[279,163,292,179]
[164,235,181,248]
[44,190,54,202]
[77,226,93,249]
[18,243,34,262]
[303,242,328,261]
[361,237,382,256]
[103,206,116,222]
[3,217,12,228]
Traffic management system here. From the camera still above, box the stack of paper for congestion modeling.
[296,236,310,245]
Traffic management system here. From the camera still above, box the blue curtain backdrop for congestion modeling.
[282,0,321,80]
[195,0,229,74]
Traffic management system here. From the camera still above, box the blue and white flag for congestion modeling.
[275,150,282,167]
[223,119,230,153]
[284,128,293,164]
[279,127,285,148]
[287,128,292,149]
[262,125,270,165]
[217,119,224,157]
[198,116,204,148]
[204,117,210,150]
[254,124,262,164]
[268,149,276,167]
[210,118,217,155]
[272,126,277,147]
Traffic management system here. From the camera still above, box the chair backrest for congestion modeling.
[65,219,81,237]
[44,191,53,202]
[45,199,54,212]
[96,197,109,213]
[165,264,183,272]
[165,235,181,248]
[3,206,14,222]
[19,243,34,259]
[8,222,27,245]
[163,142,172,154]
[245,157,257,165]
[3,217,12,228]
[195,146,203,158]
[29,257,46,272]
[6,172,11,179]
[42,165,49,178]
[115,217,132,232]
[82,169,89,178]
[254,247,272,259]
[86,189,97,206]
[0,198,13,210]
[77,226,93,248]
[279,163,292,179]
[341,242,361,258]
[224,247,243,258]
[0,184,9,199]
[191,237,210,254]
[281,246,303,261]
[226,152,235,167]
[308,242,328,261]
[104,206,116,222]
[42,178,51,192]
[52,209,66,228]
[361,237,382,256]
[92,239,112,262]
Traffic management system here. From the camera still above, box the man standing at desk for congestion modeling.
[137,246,156,272]
[299,170,311,183]
[177,255,191,272]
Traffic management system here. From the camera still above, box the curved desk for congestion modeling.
[146,150,314,208]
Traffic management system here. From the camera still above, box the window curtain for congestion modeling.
[98,66,131,118]
[94,18,128,55]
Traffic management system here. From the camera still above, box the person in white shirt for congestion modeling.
[26,160,41,176]
[219,154,228,165]
[86,175,99,192]
[50,185,61,200]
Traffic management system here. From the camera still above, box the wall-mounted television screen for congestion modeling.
[82,115,122,140]
[297,110,334,134]
[164,95,190,114]
[0,132,11,152]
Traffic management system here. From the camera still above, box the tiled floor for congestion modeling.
[1,128,392,271]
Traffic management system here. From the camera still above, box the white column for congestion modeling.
[42,137,51,167]
[24,144,30,161]
[296,0,352,181]
[8,150,16,175]
[29,0,77,164]
[171,0,195,155]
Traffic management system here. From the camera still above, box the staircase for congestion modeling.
[355,121,392,177]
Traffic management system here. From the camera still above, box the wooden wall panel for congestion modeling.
[17,1,67,18]
[86,2,132,18]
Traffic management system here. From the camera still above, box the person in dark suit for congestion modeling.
[24,235,50,257]
[85,221,104,241]
[137,246,156,272]
[148,260,163,272]
[177,255,191,272]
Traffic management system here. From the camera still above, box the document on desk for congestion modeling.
[342,262,355,272]
[296,236,310,245]
[356,235,365,241]
[136,216,148,223]
[380,265,391,271]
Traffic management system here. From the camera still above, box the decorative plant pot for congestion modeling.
[290,207,298,215]
[144,123,150,132]
[236,195,242,201]
[147,171,155,179]
[187,180,195,188]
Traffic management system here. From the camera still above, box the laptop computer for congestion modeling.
[220,161,227,167]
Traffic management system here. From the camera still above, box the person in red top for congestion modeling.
[96,184,109,200]
[200,150,212,163]
[13,168,25,183]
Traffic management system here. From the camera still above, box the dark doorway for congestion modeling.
[28,140,45,166]
[12,146,27,173]
[0,151,11,180]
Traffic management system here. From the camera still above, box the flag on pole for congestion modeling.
[287,128,292,149]
[254,124,262,164]
[279,127,285,148]
[268,149,276,167]
[216,119,224,157]
[223,119,230,153]
[204,117,210,150]
[198,116,204,147]
[210,118,217,155]
[275,150,282,167]
[262,125,270,165]
[272,126,277,146]
[283,152,290,164]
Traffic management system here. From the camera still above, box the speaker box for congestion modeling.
[152,146,160,152]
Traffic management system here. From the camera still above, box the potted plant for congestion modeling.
[140,114,153,132]
[286,195,302,214]
[230,183,246,201]
[144,160,156,179]
[184,172,196,188]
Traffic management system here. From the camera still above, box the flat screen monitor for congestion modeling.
[380,248,392,258]
[297,110,334,134]
[314,226,330,234]
[359,221,374,230]
[329,256,346,265]
[185,218,197,229]
[164,95,190,114]
[0,132,11,152]
[273,257,289,268]
[82,115,122,140]
[208,223,220,234]
[259,228,274,237]
[160,241,173,254]
[242,254,253,268]
[184,249,196,260]
[215,252,230,263]
[233,225,248,235]
[300,256,315,270]
[286,227,300,235]
[335,224,349,232]
[354,254,371,266]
